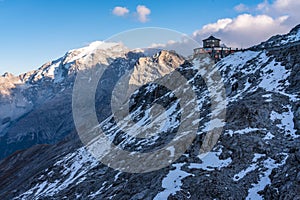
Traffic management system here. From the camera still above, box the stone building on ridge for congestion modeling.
[194,35,242,62]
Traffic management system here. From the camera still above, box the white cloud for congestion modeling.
[193,18,232,36]
[150,40,177,48]
[191,0,300,48]
[255,0,300,25]
[112,6,129,17]
[136,5,151,23]
[256,0,271,12]
[149,36,200,57]
[193,14,289,48]
[274,0,300,10]
[111,5,151,23]
[234,3,249,12]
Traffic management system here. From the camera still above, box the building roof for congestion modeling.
[203,35,221,41]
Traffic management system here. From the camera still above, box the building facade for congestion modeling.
[203,35,221,48]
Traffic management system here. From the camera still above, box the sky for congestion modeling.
[0,0,299,75]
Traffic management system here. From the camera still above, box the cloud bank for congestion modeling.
[192,0,299,48]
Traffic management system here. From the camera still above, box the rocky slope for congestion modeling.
[0,25,300,199]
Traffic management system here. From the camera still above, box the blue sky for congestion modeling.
[0,0,298,75]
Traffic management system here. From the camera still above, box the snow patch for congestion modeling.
[263,132,275,140]
[246,154,288,200]
[233,154,265,181]
[16,147,99,199]
[258,59,290,92]
[166,146,175,157]
[189,148,232,171]
[270,106,298,138]
[154,163,192,200]
[226,128,266,136]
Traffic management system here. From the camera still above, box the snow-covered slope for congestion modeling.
[253,24,300,49]
[1,25,300,199]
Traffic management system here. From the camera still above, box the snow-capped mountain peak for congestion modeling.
[64,41,126,64]
[21,41,130,84]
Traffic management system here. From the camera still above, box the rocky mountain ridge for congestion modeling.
[0,43,185,160]
[252,24,300,49]
[0,25,300,199]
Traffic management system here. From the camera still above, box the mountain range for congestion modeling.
[0,25,300,199]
